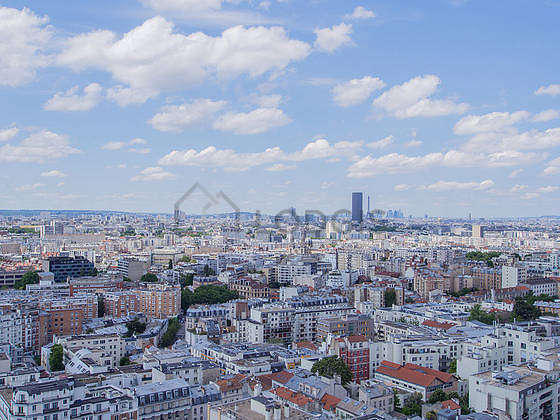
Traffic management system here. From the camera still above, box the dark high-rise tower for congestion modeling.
[351,192,363,223]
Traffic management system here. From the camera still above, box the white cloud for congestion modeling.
[0,130,81,163]
[510,184,527,193]
[344,6,375,20]
[131,166,176,181]
[128,147,151,154]
[347,149,542,178]
[41,170,66,178]
[149,99,227,132]
[537,185,559,193]
[521,192,539,200]
[509,168,524,178]
[461,127,560,153]
[158,138,363,171]
[535,84,560,96]
[367,135,393,150]
[394,184,411,191]
[373,75,469,118]
[453,111,530,135]
[0,126,19,142]
[543,157,560,175]
[266,163,295,172]
[332,76,385,107]
[102,138,148,151]
[421,179,494,192]
[0,6,52,87]
[249,94,283,108]
[314,23,353,53]
[58,17,310,99]
[405,139,423,147]
[532,109,560,122]
[44,83,103,111]
[140,0,226,13]
[321,181,334,190]
[106,86,159,106]
[213,107,291,134]
[15,183,45,192]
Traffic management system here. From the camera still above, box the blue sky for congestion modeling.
[0,0,559,217]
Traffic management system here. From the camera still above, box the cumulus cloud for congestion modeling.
[405,140,422,147]
[344,6,375,20]
[57,17,310,101]
[106,86,159,107]
[44,83,103,111]
[213,107,291,134]
[332,76,385,107]
[453,111,530,135]
[347,149,542,178]
[149,99,227,132]
[535,84,560,96]
[0,6,52,87]
[537,185,559,193]
[266,163,296,172]
[102,138,148,152]
[314,23,353,53]
[158,138,363,172]
[532,109,560,123]
[140,0,227,13]
[248,94,283,108]
[0,126,19,142]
[367,135,393,150]
[373,75,469,118]
[461,127,560,153]
[0,130,80,163]
[421,179,494,192]
[131,166,176,181]
[543,157,560,175]
[41,170,66,178]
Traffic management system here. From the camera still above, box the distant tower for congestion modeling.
[367,196,370,216]
[351,192,363,223]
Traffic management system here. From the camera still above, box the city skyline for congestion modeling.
[0,1,559,217]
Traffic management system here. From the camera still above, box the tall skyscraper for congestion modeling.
[472,224,485,238]
[351,192,363,223]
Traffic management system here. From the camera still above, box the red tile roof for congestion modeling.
[270,370,294,384]
[422,320,454,330]
[320,393,341,411]
[442,400,461,410]
[375,361,456,388]
[295,341,318,351]
[272,386,313,407]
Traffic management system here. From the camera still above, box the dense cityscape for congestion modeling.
[1,1,560,419]
[0,194,559,420]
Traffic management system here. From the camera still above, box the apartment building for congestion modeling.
[41,256,95,282]
[229,278,270,299]
[316,315,375,341]
[375,360,459,400]
[68,276,124,296]
[414,269,450,298]
[53,333,125,368]
[469,362,558,420]
[102,284,180,319]
[134,379,221,420]
[330,336,370,383]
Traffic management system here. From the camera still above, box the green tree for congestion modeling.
[191,285,238,305]
[123,277,132,282]
[448,358,457,374]
[468,304,497,325]
[168,259,173,269]
[49,344,64,371]
[512,297,541,322]
[119,356,131,366]
[14,270,40,290]
[405,297,414,304]
[459,393,471,415]
[465,251,501,267]
[401,393,422,417]
[393,389,401,411]
[384,289,397,307]
[141,273,158,283]
[311,357,352,386]
[426,411,437,420]
[180,273,193,288]
[159,318,180,348]
[181,287,193,310]
[428,388,447,404]
[202,264,215,276]
[97,295,105,317]
[125,318,146,337]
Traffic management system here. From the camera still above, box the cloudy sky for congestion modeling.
[1,0,559,217]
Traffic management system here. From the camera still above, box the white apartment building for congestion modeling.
[53,333,125,368]
[501,265,528,288]
[469,361,558,420]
